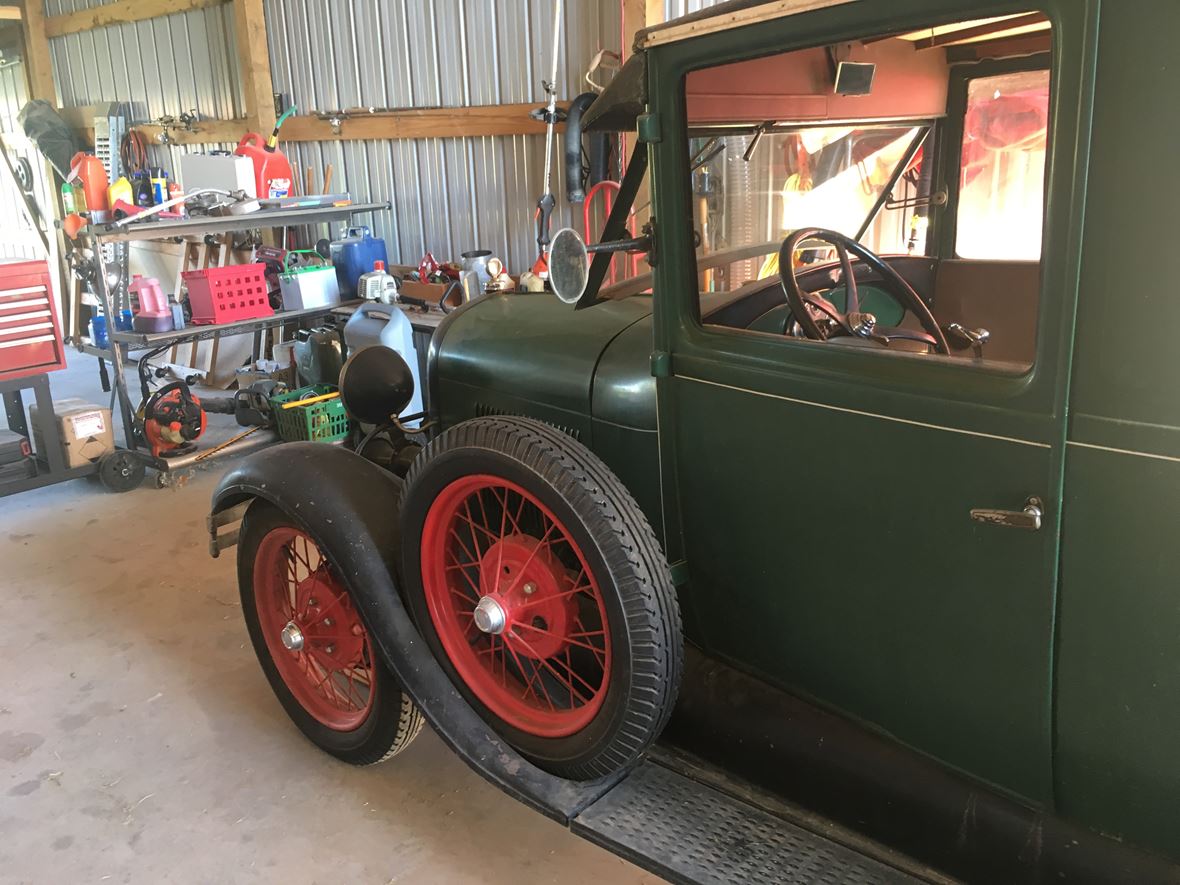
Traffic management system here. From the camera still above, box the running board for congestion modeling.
[571,761,928,884]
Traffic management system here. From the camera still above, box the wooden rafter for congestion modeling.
[44,0,226,38]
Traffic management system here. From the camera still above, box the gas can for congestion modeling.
[330,227,388,297]
[343,304,423,426]
[234,133,294,200]
[69,152,110,221]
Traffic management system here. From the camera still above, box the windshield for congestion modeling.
[687,123,929,293]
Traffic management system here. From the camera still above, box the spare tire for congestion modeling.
[400,417,683,781]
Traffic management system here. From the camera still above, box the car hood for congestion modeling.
[432,293,654,429]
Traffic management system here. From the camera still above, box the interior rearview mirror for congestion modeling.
[549,227,590,305]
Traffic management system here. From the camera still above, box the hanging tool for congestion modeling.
[531,0,565,278]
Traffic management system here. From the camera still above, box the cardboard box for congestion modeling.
[29,398,115,468]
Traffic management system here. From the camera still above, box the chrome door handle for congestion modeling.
[970,497,1043,531]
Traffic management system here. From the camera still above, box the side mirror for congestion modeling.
[549,227,590,304]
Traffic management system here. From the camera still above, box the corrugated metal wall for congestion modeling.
[42,0,623,272]
[0,59,53,261]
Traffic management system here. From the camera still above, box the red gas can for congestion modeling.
[234,134,293,199]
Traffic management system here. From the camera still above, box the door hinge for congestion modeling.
[650,350,672,377]
[637,113,662,144]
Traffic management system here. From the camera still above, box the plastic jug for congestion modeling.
[358,261,400,303]
[343,304,423,426]
[69,152,110,221]
[234,133,293,199]
[129,275,172,333]
[107,176,133,209]
[331,227,388,297]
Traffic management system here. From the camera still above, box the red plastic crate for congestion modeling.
[0,259,65,382]
[182,263,273,325]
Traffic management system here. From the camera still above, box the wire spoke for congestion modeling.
[513,620,607,660]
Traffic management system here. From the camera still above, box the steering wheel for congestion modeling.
[778,228,949,355]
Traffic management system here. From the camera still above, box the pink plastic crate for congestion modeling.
[182,263,273,325]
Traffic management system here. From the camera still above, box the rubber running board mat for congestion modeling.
[571,762,921,884]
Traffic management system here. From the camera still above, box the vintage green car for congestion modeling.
[210,0,1180,881]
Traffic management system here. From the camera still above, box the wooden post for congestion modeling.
[232,0,276,132]
[20,1,56,103]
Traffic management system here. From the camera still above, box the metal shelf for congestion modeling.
[110,301,363,349]
[79,198,389,472]
[90,201,390,244]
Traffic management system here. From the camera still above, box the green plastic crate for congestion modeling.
[269,384,350,443]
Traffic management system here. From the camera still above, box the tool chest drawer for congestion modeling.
[0,260,65,381]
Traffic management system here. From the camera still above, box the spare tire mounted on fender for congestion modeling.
[400,417,683,781]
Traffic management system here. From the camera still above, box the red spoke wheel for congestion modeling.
[402,417,682,781]
[238,501,423,765]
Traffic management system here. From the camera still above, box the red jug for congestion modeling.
[235,133,293,199]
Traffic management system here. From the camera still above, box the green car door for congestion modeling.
[647,0,1097,803]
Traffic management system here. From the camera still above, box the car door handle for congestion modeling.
[970,497,1043,531]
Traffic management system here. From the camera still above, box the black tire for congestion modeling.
[98,450,145,492]
[238,500,424,765]
[400,416,682,781]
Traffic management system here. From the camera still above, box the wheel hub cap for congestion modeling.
[280,620,304,652]
[473,596,507,634]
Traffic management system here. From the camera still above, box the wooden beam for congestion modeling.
[0,7,22,20]
[19,1,55,103]
[133,119,247,145]
[639,0,851,49]
[44,0,225,38]
[232,0,275,132]
[912,12,1048,50]
[280,103,553,142]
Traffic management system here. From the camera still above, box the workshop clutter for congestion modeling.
[183,264,273,325]
[330,226,387,297]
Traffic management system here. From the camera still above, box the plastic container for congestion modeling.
[129,275,173,332]
[293,327,344,386]
[235,133,293,200]
[279,251,340,311]
[358,260,400,303]
[269,384,350,443]
[183,263,273,325]
[107,176,133,210]
[343,303,424,426]
[89,314,108,349]
[69,153,110,221]
[330,227,387,297]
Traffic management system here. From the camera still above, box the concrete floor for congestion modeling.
[0,356,653,884]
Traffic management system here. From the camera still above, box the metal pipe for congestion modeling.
[155,429,280,471]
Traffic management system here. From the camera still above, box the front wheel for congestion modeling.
[238,500,423,765]
[400,417,683,781]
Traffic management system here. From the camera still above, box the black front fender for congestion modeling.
[209,443,619,821]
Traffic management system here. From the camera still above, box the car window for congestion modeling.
[683,14,1053,373]
[956,70,1050,260]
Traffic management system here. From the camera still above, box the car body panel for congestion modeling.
[426,0,1180,865]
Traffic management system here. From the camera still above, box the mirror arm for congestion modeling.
[577,148,650,310]
[586,234,652,254]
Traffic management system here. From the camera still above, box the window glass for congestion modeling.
[680,13,1053,373]
[956,70,1050,259]
[689,125,929,295]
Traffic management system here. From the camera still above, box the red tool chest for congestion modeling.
[0,260,65,382]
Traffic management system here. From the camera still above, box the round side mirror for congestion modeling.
[549,227,590,304]
[338,345,415,424]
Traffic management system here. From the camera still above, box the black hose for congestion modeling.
[564,92,599,203]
